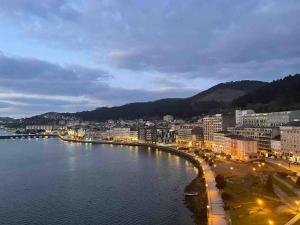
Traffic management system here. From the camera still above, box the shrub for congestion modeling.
[215,174,227,190]
[265,175,274,193]
[221,192,231,201]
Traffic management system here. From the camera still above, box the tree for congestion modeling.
[215,174,227,190]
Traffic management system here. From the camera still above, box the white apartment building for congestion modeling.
[235,109,255,126]
[203,114,234,149]
[212,131,232,155]
[280,122,300,161]
[163,115,174,122]
[227,127,279,154]
[243,110,300,127]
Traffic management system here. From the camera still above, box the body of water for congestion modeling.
[0,138,198,225]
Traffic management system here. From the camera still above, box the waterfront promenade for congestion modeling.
[198,158,228,225]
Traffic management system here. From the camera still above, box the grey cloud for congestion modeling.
[0,54,197,117]
[1,0,299,81]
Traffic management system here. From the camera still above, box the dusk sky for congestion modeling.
[0,0,300,118]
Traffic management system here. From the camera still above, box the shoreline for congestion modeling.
[58,135,208,225]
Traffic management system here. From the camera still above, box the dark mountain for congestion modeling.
[0,117,15,123]
[75,80,267,121]
[233,74,300,112]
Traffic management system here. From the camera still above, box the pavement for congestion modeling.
[266,158,300,176]
[198,157,228,225]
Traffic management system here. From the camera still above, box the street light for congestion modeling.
[230,166,234,170]
[257,198,264,211]
[253,167,256,172]
[296,200,299,212]
[267,219,274,225]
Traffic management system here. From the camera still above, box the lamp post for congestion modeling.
[296,200,299,213]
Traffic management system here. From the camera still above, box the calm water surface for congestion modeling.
[0,138,198,225]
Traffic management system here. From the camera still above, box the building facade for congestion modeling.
[235,109,255,126]
[242,110,300,127]
[212,131,232,155]
[230,137,258,161]
[138,126,158,143]
[203,114,234,149]
[280,122,300,161]
[227,127,279,155]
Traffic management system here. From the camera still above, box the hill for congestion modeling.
[75,80,267,121]
[232,74,300,112]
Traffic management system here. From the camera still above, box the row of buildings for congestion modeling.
[205,110,300,162]
[22,110,300,163]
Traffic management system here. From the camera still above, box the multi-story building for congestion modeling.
[176,129,192,148]
[163,115,174,122]
[212,131,232,155]
[203,114,234,149]
[230,136,258,161]
[138,126,158,143]
[109,128,138,142]
[157,128,175,144]
[67,128,86,139]
[227,127,279,155]
[242,110,300,127]
[235,109,255,126]
[176,127,204,149]
[271,136,281,156]
[280,121,300,161]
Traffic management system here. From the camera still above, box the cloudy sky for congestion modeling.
[0,0,299,118]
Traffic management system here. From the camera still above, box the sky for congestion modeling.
[0,0,300,118]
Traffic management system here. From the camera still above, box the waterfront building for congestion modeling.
[109,128,138,142]
[203,114,235,150]
[242,110,300,127]
[280,121,300,161]
[26,125,53,131]
[176,127,203,149]
[163,115,174,122]
[138,126,158,143]
[230,136,258,161]
[271,136,282,157]
[227,127,279,155]
[176,129,192,148]
[235,109,255,126]
[157,128,175,144]
[67,128,86,139]
[212,131,232,155]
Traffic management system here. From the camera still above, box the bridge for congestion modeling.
[0,134,58,140]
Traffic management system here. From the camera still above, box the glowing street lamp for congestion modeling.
[257,198,264,211]
[252,167,256,172]
[296,200,299,212]
[267,219,274,225]
[230,166,234,171]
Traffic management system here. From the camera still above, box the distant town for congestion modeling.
[2,109,300,163]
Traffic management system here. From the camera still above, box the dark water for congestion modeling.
[0,138,198,225]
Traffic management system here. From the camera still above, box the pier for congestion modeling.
[0,134,58,139]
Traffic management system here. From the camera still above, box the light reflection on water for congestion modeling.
[0,139,199,225]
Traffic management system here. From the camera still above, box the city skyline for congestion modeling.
[0,0,300,117]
